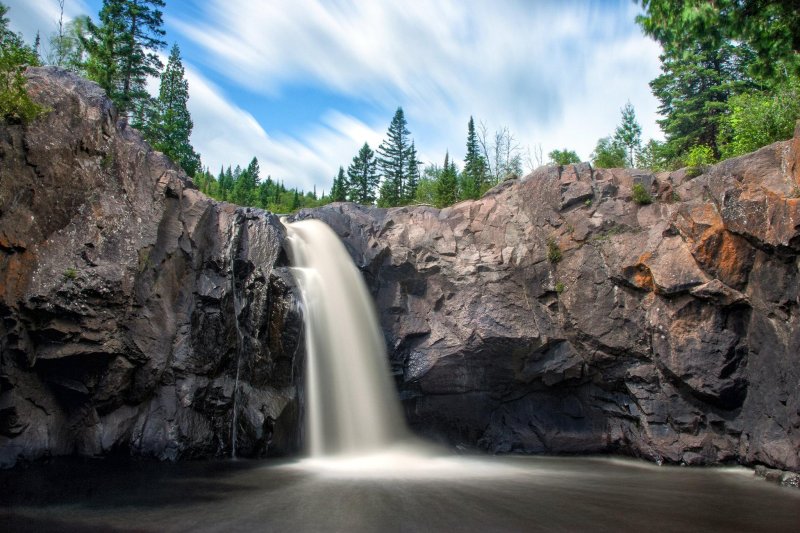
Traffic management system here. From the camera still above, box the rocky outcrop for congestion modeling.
[0,68,302,467]
[297,122,800,471]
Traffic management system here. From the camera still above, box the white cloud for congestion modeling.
[174,0,664,182]
[4,0,90,45]
[183,66,385,193]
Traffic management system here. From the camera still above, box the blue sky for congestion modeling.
[8,0,663,194]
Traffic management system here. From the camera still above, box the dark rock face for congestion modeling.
[0,68,302,467]
[298,124,800,472]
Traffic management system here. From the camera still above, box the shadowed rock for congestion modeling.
[0,68,302,467]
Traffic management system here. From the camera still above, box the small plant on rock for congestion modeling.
[555,282,565,294]
[631,183,653,205]
[547,238,562,263]
[63,267,77,280]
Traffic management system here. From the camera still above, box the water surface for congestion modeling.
[2,455,798,532]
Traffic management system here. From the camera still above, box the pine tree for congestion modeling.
[347,143,379,205]
[404,142,420,203]
[435,152,458,208]
[82,0,166,115]
[613,101,642,167]
[0,3,44,122]
[145,44,200,175]
[331,166,347,202]
[462,116,487,199]
[376,107,411,207]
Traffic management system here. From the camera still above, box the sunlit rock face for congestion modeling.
[0,68,302,467]
[299,122,800,472]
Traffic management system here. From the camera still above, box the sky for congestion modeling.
[7,0,664,195]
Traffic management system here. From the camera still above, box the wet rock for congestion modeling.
[0,68,302,467]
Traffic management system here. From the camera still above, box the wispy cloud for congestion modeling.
[173,0,663,184]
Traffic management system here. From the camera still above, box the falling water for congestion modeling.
[284,218,408,456]
[228,215,244,459]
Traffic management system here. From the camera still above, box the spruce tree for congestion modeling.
[331,166,347,202]
[462,116,487,199]
[376,107,411,207]
[404,142,420,203]
[83,0,166,115]
[147,44,200,175]
[435,152,458,208]
[347,142,379,205]
[613,101,642,167]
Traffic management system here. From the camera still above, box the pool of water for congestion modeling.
[1,454,798,532]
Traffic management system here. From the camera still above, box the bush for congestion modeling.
[684,145,715,177]
[719,78,800,159]
[591,136,627,168]
[548,149,581,166]
[547,238,562,263]
[631,183,653,205]
[555,282,565,294]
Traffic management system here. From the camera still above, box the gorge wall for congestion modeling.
[297,125,800,472]
[2,67,799,472]
[0,68,302,467]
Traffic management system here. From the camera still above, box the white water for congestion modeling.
[228,216,244,459]
[283,218,408,457]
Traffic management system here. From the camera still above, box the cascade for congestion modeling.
[228,213,244,458]
[283,218,408,456]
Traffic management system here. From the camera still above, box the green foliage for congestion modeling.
[435,152,458,208]
[719,78,800,158]
[143,44,200,175]
[635,139,667,171]
[548,148,581,166]
[330,166,347,202]
[348,142,379,205]
[82,0,166,115]
[555,282,565,294]
[63,267,78,280]
[404,141,420,202]
[591,137,627,168]
[376,107,412,207]
[546,238,562,264]
[631,183,654,205]
[461,116,488,200]
[614,101,642,167]
[683,144,715,177]
[0,3,46,123]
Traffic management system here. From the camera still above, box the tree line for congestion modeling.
[4,1,797,214]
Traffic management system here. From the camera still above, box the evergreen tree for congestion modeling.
[347,142,379,205]
[82,0,166,115]
[404,142,420,203]
[376,107,411,207]
[0,2,44,123]
[331,166,347,202]
[145,44,200,175]
[435,152,458,208]
[462,116,487,199]
[613,101,642,167]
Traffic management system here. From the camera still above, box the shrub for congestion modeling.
[684,145,716,177]
[0,5,46,123]
[631,183,653,205]
[547,238,562,263]
[555,282,565,294]
[63,267,77,280]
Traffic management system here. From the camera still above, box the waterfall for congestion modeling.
[284,218,408,456]
[228,213,244,459]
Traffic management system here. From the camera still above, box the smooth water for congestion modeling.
[284,218,408,456]
[2,456,798,532]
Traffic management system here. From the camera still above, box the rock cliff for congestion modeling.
[297,123,800,471]
[0,68,302,467]
[3,67,799,473]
